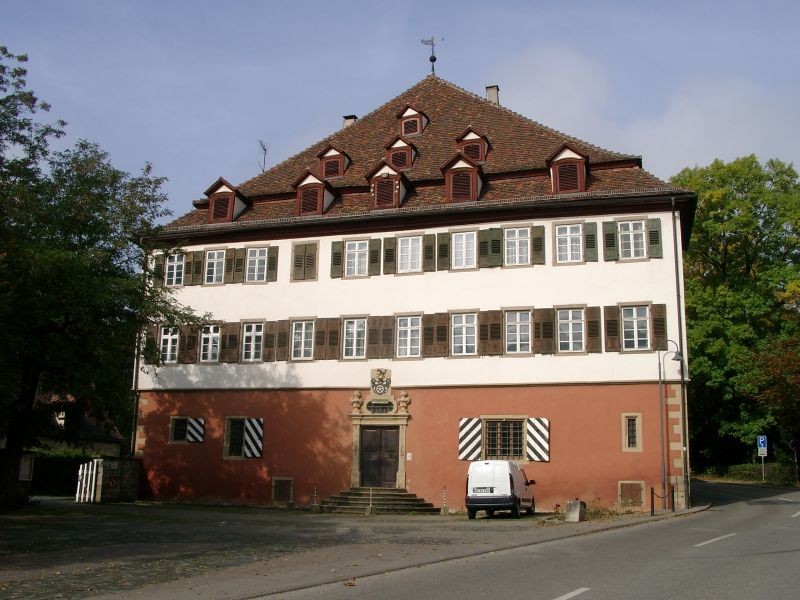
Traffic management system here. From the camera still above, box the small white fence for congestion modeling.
[75,458,102,503]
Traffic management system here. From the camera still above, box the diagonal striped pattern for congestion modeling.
[186,418,205,443]
[458,418,482,461]
[526,417,550,461]
[243,418,264,458]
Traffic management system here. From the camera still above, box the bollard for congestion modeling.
[287,481,295,510]
[365,487,375,516]
[670,486,675,512]
[440,486,448,516]
[650,487,655,516]
[311,483,321,513]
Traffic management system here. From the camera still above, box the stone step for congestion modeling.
[321,487,440,515]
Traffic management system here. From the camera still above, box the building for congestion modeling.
[134,75,696,511]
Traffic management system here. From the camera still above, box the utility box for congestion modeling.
[76,458,140,503]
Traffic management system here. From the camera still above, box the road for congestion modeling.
[274,481,800,600]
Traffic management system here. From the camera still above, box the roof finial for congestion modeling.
[421,37,442,74]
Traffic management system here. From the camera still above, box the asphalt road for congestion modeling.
[274,481,800,600]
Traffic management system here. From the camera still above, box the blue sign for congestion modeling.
[757,435,767,449]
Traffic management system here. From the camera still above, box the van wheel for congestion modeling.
[526,499,535,515]
[486,509,494,517]
[511,500,521,518]
[467,508,476,520]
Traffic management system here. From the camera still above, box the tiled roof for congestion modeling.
[164,75,688,231]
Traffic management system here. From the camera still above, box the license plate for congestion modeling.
[473,487,493,493]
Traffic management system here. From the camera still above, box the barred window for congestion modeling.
[484,420,525,459]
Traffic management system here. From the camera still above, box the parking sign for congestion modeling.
[757,435,767,457]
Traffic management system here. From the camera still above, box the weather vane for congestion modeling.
[421,37,442,74]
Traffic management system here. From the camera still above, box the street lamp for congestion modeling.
[658,340,683,510]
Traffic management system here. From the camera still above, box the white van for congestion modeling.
[465,460,535,519]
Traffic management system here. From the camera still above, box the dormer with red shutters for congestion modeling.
[384,136,416,171]
[546,143,588,194]
[441,153,484,203]
[291,171,337,216]
[317,146,350,179]
[365,161,409,210]
[397,105,428,137]
[456,127,489,163]
[204,177,250,223]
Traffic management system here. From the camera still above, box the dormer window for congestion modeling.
[209,193,233,222]
[547,143,588,194]
[384,136,416,171]
[441,154,483,203]
[203,177,248,224]
[365,162,407,210]
[292,171,336,216]
[317,147,349,179]
[456,128,488,163]
[397,106,428,137]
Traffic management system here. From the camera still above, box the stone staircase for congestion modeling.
[321,487,440,515]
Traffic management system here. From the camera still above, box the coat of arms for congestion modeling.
[371,369,392,396]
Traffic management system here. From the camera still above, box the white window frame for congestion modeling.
[621,305,649,351]
[505,311,531,354]
[165,254,184,287]
[396,315,421,358]
[504,228,530,266]
[557,308,585,352]
[556,223,583,263]
[344,240,369,277]
[451,313,477,356]
[291,320,314,360]
[343,318,367,359]
[452,231,477,270]
[246,247,269,282]
[160,327,179,364]
[200,325,220,362]
[397,236,422,273]
[241,323,263,362]
[205,249,225,284]
[618,220,646,260]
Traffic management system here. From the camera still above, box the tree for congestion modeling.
[0,47,197,506]
[671,156,800,468]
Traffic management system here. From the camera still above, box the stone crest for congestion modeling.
[370,368,392,398]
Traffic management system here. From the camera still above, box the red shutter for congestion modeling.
[390,150,408,168]
[212,196,230,221]
[300,187,319,214]
[375,179,395,208]
[323,158,340,177]
[403,118,419,135]
[557,163,580,192]
[463,143,481,160]
[451,172,472,201]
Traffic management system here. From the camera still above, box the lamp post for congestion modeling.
[658,340,683,510]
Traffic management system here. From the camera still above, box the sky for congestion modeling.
[3,0,799,221]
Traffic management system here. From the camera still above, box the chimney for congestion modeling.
[342,114,358,128]
[485,85,500,106]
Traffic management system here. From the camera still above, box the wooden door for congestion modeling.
[360,426,399,488]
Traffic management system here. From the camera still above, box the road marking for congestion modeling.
[552,588,590,600]
[777,498,794,503]
[693,533,737,547]
[791,510,800,519]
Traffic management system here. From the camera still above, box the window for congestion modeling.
[398,236,422,273]
[200,325,220,362]
[298,185,322,215]
[322,157,342,178]
[485,419,524,459]
[618,220,646,259]
[622,413,643,452]
[505,228,530,266]
[557,308,584,352]
[209,194,233,223]
[292,243,318,281]
[452,231,476,269]
[556,224,583,263]
[225,418,246,457]
[449,171,475,202]
[224,417,263,458]
[291,321,314,360]
[622,306,649,350]
[160,327,179,363]
[402,116,422,136]
[165,254,184,286]
[345,240,369,277]
[242,323,263,361]
[170,417,188,442]
[451,313,477,356]
[505,311,531,353]
[343,318,367,359]
[205,250,225,284]
[373,177,397,209]
[396,316,421,357]
[246,247,268,282]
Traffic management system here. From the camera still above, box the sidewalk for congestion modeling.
[0,498,706,600]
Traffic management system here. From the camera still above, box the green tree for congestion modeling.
[671,156,800,467]
[0,47,197,506]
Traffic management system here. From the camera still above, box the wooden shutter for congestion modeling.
[485,228,503,267]
[330,241,344,278]
[375,179,395,208]
[304,243,317,280]
[379,316,394,359]
[603,222,618,261]
[463,143,481,161]
[153,255,165,287]
[313,318,328,360]
[434,312,450,357]
[367,316,380,359]
[266,246,279,282]
[479,311,504,356]
[275,320,290,361]
[533,308,555,355]
[144,325,159,364]
[604,305,621,352]
[178,326,198,364]
[383,237,396,275]
[326,319,341,359]
[263,321,277,362]
[184,250,203,286]
[292,244,306,281]
[647,218,663,258]
[532,225,546,265]
[324,158,340,178]
[300,187,319,214]
[183,253,194,286]
[651,304,667,351]
[557,163,579,192]
[451,172,472,201]
[436,233,450,271]
[586,306,602,353]
[422,234,436,272]
[403,118,418,135]
[220,322,240,363]
[390,150,408,169]
[212,196,230,221]
[233,248,246,284]
[584,222,598,262]
[224,250,235,284]
[422,314,435,357]
[368,239,382,276]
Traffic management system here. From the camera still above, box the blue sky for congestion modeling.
[3,1,798,220]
